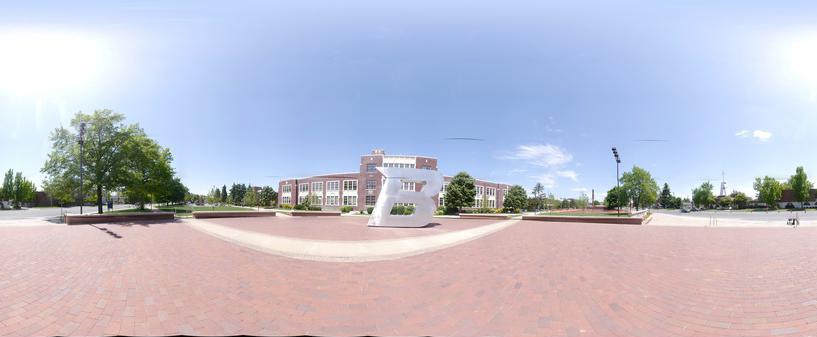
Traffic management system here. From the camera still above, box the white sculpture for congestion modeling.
[368,167,443,228]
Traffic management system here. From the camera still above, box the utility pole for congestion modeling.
[78,122,86,215]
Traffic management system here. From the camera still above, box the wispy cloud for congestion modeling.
[530,173,556,189]
[556,170,578,182]
[736,129,772,142]
[572,187,588,193]
[503,143,579,188]
[502,144,573,167]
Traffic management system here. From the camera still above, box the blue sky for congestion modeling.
[1,0,817,199]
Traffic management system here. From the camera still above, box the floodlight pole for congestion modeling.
[78,122,86,215]
[612,147,621,216]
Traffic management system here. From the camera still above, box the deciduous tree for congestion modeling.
[788,166,813,210]
[503,185,527,213]
[620,166,658,210]
[754,176,783,210]
[444,172,476,214]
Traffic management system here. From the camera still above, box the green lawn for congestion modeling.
[535,212,632,217]
[106,205,251,217]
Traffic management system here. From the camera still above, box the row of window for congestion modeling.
[292,195,357,206]
[440,184,498,196]
[287,180,357,194]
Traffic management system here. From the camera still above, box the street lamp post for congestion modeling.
[612,147,621,215]
[78,122,86,215]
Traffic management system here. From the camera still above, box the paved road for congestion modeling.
[3,219,817,336]
[652,209,817,222]
[0,204,134,221]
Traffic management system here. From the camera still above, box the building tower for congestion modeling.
[719,170,727,197]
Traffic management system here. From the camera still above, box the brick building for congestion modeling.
[278,149,510,211]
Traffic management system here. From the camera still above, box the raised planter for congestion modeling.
[64,212,175,225]
[458,213,512,220]
[521,213,649,225]
[279,210,342,216]
[192,211,276,219]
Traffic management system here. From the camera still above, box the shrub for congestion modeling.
[281,204,293,209]
[294,204,306,210]
[367,206,374,214]
[340,206,353,213]
[404,205,415,215]
[390,205,405,215]
[308,206,321,211]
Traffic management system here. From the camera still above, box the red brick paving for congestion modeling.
[204,216,494,240]
[2,220,817,336]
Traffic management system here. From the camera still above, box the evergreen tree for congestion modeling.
[659,183,674,208]
[221,185,228,203]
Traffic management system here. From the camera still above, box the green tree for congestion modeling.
[122,135,174,209]
[730,191,749,209]
[717,196,732,209]
[658,183,674,208]
[221,185,228,203]
[259,186,275,207]
[243,185,258,207]
[503,185,527,212]
[576,193,589,209]
[444,172,476,214]
[229,183,247,205]
[754,176,783,210]
[692,182,716,208]
[604,186,626,210]
[531,182,545,211]
[0,169,12,206]
[41,110,144,214]
[620,166,659,210]
[213,187,221,203]
[788,166,813,210]
[11,172,36,209]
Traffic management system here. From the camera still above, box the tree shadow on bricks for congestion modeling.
[89,224,122,239]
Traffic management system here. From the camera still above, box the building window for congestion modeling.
[343,180,357,191]
[327,181,340,191]
[366,180,377,190]
[282,185,291,193]
[298,195,307,204]
[488,199,496,208]
[476,185,484,196]
[486,187,496,197]
[439,197,444,206]
[402,182,415,191]
[312,182,323,193]
[441,183,448,192]
[366,163,377,172]
[365,195,377,206]
[423,165,432,170]
[343,195,357,206]
[315,196,323,205]
[282,196,292,204]
[326,195,339,206]
[299,183,308,193]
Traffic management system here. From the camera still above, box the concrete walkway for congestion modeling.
[184,218,518,262]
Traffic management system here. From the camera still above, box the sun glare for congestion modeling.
[0,30,110,96]
[778,32,817,91]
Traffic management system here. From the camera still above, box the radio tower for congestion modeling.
[719,170,727,197]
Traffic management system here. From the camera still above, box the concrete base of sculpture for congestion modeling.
[368,167,443,228]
